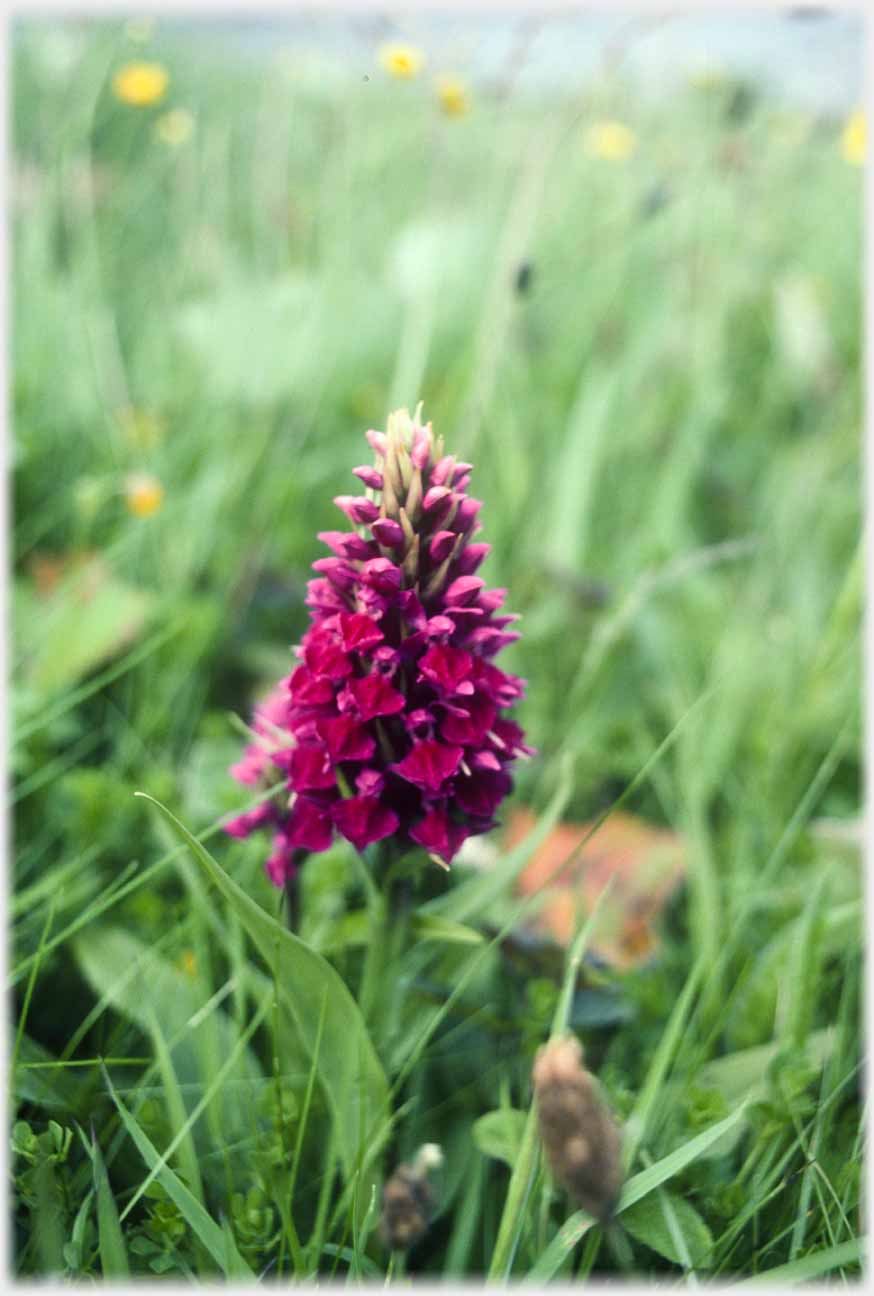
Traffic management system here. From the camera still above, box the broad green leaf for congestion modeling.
[73,926,262,1148]
[136,794,389,1182]
[621,1190,713,1269]
[310,910,370,954]
[473,1109,527,1168]
[90,1132,130,1277]
[697,1028,834,1108]
[103,1067,254,1278]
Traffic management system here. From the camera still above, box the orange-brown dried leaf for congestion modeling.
[506,808,686,969]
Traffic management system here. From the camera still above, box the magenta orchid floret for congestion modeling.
[225,407,534,883]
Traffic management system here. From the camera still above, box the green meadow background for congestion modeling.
[11,14,863,1282]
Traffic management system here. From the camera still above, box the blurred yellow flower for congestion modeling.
[379,43,425,79]
[155,107,195,146]
[112,61,168,107]
[841,110,865,167]
[124,472,164,518]
[178,949,197,978]
[583,120,637,162]
[436,76,469,118]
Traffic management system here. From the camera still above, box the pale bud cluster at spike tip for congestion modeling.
[225,407,534,880]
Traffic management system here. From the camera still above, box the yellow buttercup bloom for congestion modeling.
[379,43,425,79]
[155,108,195,146]
[112,61,168,107]
[841,111,865,167]
[125,472,164,518]
[436,76,469,118]
[583,120,637,162]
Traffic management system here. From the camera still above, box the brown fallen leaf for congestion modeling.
[506,808,687,970]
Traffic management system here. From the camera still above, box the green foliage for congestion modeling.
[10,13,862,1284]
[473,1109,528,1168]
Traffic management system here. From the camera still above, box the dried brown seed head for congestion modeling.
[379,1144,442,1251]
[533,1035,623,1224]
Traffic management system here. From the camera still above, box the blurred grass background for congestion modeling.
[11,11,863,1280]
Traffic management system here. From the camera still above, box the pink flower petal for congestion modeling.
[439,694,496,745]
[334,495,380,525]
[339,611,384,653]
[224,803,274,839]
[392,739,463,792]
[455,543,491,576]
[311,557,358,591]
[288,665,335,706]
[289,744,335,791]
[428,530,456,563]
[350,673,406,721]
[317,530,375,561]
[423,485,452,512]
[418,643,473,695]
[304,631,353,682]
[410,427,432,470]
[305,578,348,613]
[454,769,512,819]
[371,518,404,547]
[444,575,485,606]
[317,715,376,763]
[356,768,385,797]
[286,798,334,851]
[333,796,399,852]
[361,557,402,595]
[352,465,384,490]
[410,807,471,864]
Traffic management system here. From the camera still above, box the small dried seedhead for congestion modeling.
[532,1035,623,1224]
[379,1144,444,1252]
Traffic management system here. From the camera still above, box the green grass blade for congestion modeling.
[119,987,272,1224]
[780,872,829,1049]
[136,792,390,1183]
[526,1103,749,1282]
[488,888,611,1280]
[733,1237,863,1286]
[102,1064,254,1278]
[623,956,704,1170]
[145,1006,205,1210]
[620,1103,750,1211]
[90,1130,130,1277]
